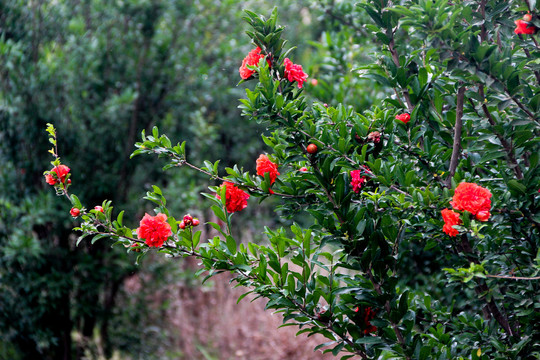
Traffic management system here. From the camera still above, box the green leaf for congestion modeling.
[226,235,237,254]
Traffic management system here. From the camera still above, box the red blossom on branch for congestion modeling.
[450,182,492,219]
[284,58,308,88]
[44,164,70,185]
[441,208,461,237]
[239,47,265,80]
[350,167,371,194]
[217,182,250,213]
[256,154,280,184]
[395,113,411,124]
[136,213,172,248]
[514,19,537,35]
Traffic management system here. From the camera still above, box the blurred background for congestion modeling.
[0,0,380,358]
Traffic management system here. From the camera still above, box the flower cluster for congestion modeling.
[44,164,70,185]
[441,182,492,237]
[350,167,370,194]
[256,154,280,184]
[284,58,308,88]
[179,214,200,229]
[217,181,250,213]
[395,113,410,124]
[136,213,172,248]
[239,47,265,80]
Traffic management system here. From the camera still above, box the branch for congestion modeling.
[367,268,410,360]
[477,86,524,180]
[486,274,540,281]
[324,8,368,37]
[456,234,516,337]
[446,86,466,186]
[388,37,414,113]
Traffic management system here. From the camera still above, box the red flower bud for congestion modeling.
[523,13,533,22]
[306,144,318,154]
[183,214,193,226]
[94,206,104,213]
[192,218,200,226]
[70,207,80,217]
[299,167,308,172]
[475,210,491,222]
[179,221,186,230]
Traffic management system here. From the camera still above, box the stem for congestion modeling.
[453,51,539,125]
[446,86,466,186]
[456,234,515,337]
[367,268,410,359]
[388,38,414,113]
[324,8,368,37]
[486,274,540,281]
[145,146,306,199]
[518,35,540,84]
[477,86,524,180]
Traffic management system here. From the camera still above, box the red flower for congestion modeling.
[299,167,308,172]
[354,307,377,334]
[217,182,250,213]
[136,213,172,248]
[450,182,492,217]
[395,113,411,124]
[256,154,280,184]
[441,208,461,237]
[284,58,308,88]
[45,164,70,185]
[70,208,80,217]
[350,167,371,194]
[239,47,265,80]
[514,19,537,35]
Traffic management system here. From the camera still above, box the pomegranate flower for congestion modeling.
[441,208,461,237]
[450,182,492,219]
[284,58,308,88]
[350,167,371,194]
[45,164,70,185]
[514,19,537,35]
[395,113,411,124]
[239,47,265,80]
[136,213,172,248]
[256,154,280,184]
[217,182,250,213]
